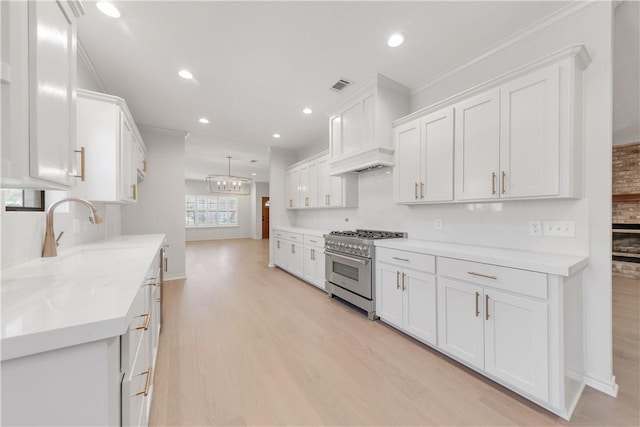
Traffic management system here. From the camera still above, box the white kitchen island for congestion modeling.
[374,239,588,420]
[1,234,166,427]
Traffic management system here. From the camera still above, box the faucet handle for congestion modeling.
[56,231,64,246]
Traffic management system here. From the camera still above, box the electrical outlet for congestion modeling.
[435,219,442,230]
[529,221,542,236]
[543,221,575,237]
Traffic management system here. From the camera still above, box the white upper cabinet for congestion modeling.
[393,45,591,204]
[287,153,357,209]
[454,90,501,201]
[285,167,300,209]
[74,90,142,204]
[329,74,410,175]
[1,1,84,189]
[499,66,560,198]
[395,107,454,203]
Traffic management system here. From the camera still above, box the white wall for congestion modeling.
[294,2,616,396]
[184,178,253,241]
[251,181,269,240]
[267,147,297,265]
[122,127,187,280]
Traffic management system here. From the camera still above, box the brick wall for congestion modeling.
[612,142,640,279]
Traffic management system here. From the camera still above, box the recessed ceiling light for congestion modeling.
[198,118,209,124]
[302,108,313,115]
[387,33,406,48]
[178,69,193,80]
[252,173,257,176]
[273,133,281,138]
[96,2,121,18]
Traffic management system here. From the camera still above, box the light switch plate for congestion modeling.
[543,221,575,237]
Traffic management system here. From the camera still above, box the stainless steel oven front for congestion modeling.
[325,250,372,299]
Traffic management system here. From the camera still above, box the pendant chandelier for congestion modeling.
[205,156,252,195]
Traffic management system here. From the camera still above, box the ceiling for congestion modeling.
[80,1,633,183]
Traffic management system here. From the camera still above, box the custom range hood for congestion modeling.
[328,74,410,175]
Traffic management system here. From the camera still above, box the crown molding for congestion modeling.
[411,0,602,97]
[66,0,85,18]
[77,41,107,93]
[138,124,190,140]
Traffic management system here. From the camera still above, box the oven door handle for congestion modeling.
[325,250,368,265]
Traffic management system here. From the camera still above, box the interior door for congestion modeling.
[261,197,269,239]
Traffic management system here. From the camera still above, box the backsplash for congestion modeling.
[1,191,121,269]
[295,168,589,256]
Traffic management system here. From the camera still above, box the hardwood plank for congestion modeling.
[149,239,640,426]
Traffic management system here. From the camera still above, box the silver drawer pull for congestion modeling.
[468,271,497,280]
[308,239,317,243]
[392,257,410,262]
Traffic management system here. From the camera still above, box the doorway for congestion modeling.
[261,197,270,239]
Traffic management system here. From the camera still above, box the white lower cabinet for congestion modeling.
[0,245,163,427]
[374,243,586,420]
[273,228,326,290]
[303,236,325,289]
[376,248,437,346]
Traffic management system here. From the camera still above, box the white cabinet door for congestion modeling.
[484,289,549,401]
[303,246,316,284]
[330,115,342,159]
[317,155,345,208]
[437,277,484,370]
[454,90,500,201]
[286,242,303,278]
[403,269,437,346]
[285,167,299,209]
[499,65,560,198]
[376,262,403,329]
[299,161,317,208]
[273,238,286,267]
[394,119,421,203]
[28,0,75,187]
[120,113,137,203]
[421,107,454,202]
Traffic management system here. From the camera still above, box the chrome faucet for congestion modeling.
[42,198,104,257]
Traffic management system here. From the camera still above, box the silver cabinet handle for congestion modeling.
[291,244,295,254]
[475,292,480,317]
[468,271,497,280]
[308,239,317,243]
[491,172,497,195]
[501,171,506,194]
[396,271,400,289]
[414,182,418,199]
[72,147,86,181]
[402,272,406,291]
[392,256,410,262]
[420,182,424,199]
[277,240,280,249]
[485,294,490,320]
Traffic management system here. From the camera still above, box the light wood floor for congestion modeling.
[150,239,639,426]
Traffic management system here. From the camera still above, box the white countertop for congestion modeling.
[374,239,588,276]
[1,234,166,361]
[272,226,328,237]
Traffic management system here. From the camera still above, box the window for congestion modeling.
[3,190,45,212]
[186,195,238,227]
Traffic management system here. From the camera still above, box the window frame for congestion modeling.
[4,190,46,212]
[185,195,238,228]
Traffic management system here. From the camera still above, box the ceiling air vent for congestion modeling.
[330,78,352,92]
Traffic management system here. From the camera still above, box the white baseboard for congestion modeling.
[584,374,619,397]
[268,263,276,268]
[164,273,186,281]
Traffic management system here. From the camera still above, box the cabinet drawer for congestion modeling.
[121,285,151,373]
[287,232,303,242]
[304,235,325,247]
[376,247,436,274]
[273,229,285,239]
[437,257,547,299]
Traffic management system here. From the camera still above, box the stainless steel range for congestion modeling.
[325,229,407,320]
